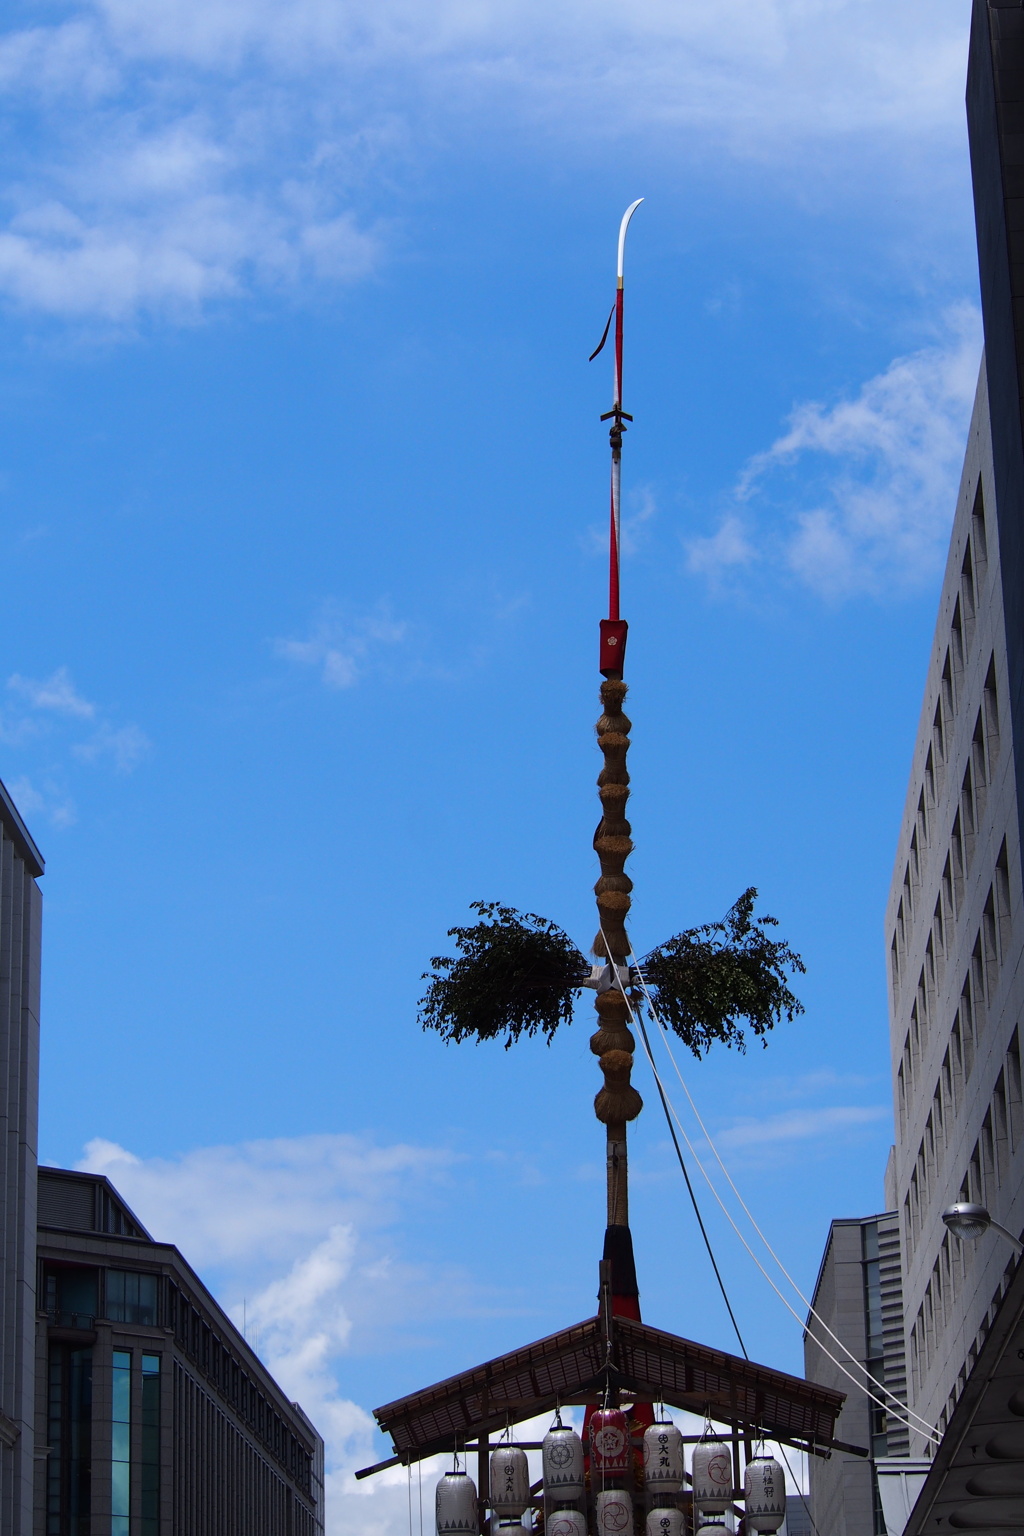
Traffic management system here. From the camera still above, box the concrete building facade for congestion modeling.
[883,362,1024,1452]
[804,1213,907,1535]
[0,779,44,1536]
[881,0,1024,1456]
[36,1166,325,1536]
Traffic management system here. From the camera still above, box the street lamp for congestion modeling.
[942,1201,1024,1254]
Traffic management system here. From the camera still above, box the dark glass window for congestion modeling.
[47,1345,93,1536]
[98,1190,138,1237]
[112,1350,130,1536]
[44,1267,98,1328]
[141,1355,161,1536]
[107,1269,158,1326]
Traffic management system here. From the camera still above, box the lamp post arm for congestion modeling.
[988,1218,1024,1255]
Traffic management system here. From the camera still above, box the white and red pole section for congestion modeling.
[599,198,643,679]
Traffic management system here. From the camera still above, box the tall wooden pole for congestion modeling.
[592,677,642,1238]
[591,202,644,1262]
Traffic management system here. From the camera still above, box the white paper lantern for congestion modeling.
[744,1456,786,1533]
[643,1423,684,1498]
[490,1447,530,1517]
[595,1490,633,1536]
[437,1472,478,1536]
[691,1441,731,1514]
[694,1523,728,1536]
[547,1510,587,1536]
[645,1507,685,1536]
[542,1427,585,1500]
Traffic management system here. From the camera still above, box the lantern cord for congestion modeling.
[614,951,942,1447]
[418,1460,424,1536]
[630,965,942,1446]
[407,1460,413,1536]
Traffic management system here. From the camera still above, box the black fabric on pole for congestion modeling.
[603,1225,639,1298]
[589,305,615,362]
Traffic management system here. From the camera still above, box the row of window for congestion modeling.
[934,1259,1016,1447]
[166,1283,312,1494]
[897,844,1012,1160]
[890,487,989,976]
[864,1219,911,1462]
[907,1029,1024,1402]
[173,1363,319,1536]
[891,645,1000,994]
[911,1247,1016,1448]
[43,1265,158,1327]
[902,991,1020,1253]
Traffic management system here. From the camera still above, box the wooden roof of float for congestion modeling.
[368,1306,853,1472]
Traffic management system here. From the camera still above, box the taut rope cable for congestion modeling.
[631,964,941,1445]
[775,1443,823,1536]
[610,955,940,1447]
[625,991,747,1349]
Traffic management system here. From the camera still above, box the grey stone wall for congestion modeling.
[805,1214,905,1536]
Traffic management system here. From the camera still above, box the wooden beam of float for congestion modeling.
[364,1312,854,1477]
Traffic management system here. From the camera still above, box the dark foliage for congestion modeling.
[420,902,591,1048]
[640,888,805,1058]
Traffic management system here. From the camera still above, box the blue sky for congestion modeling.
[0,0,982,1526]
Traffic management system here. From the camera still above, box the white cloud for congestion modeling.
[684,513,755,583]
[0,0,970,320]
[74,1131,472,1536]
[72,722,152,772]
[2,665,150,794]
[716,1104,889,1151]
[275,603,408,689]
[8,665,94,717]
[6,773,76,828]
[691,304,983,600]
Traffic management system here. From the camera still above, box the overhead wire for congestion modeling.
[631,964,941,1444]
[608,954,940,1447]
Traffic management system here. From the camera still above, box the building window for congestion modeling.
[1007,1029,1023,1150]
[107,1269,158,1326]
[972,482,988,563]
[942,647,955,714]
[961,539,976,630]
[97,1189,140,1238]
[142,1355,161,1536]
[112,1350,131,1536]
[44,1266,98,1329]
[952,596,965,672]
[933,695,946,764]
[47,1344,93,1536]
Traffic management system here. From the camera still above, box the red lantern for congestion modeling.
[590,1408,630,1475]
